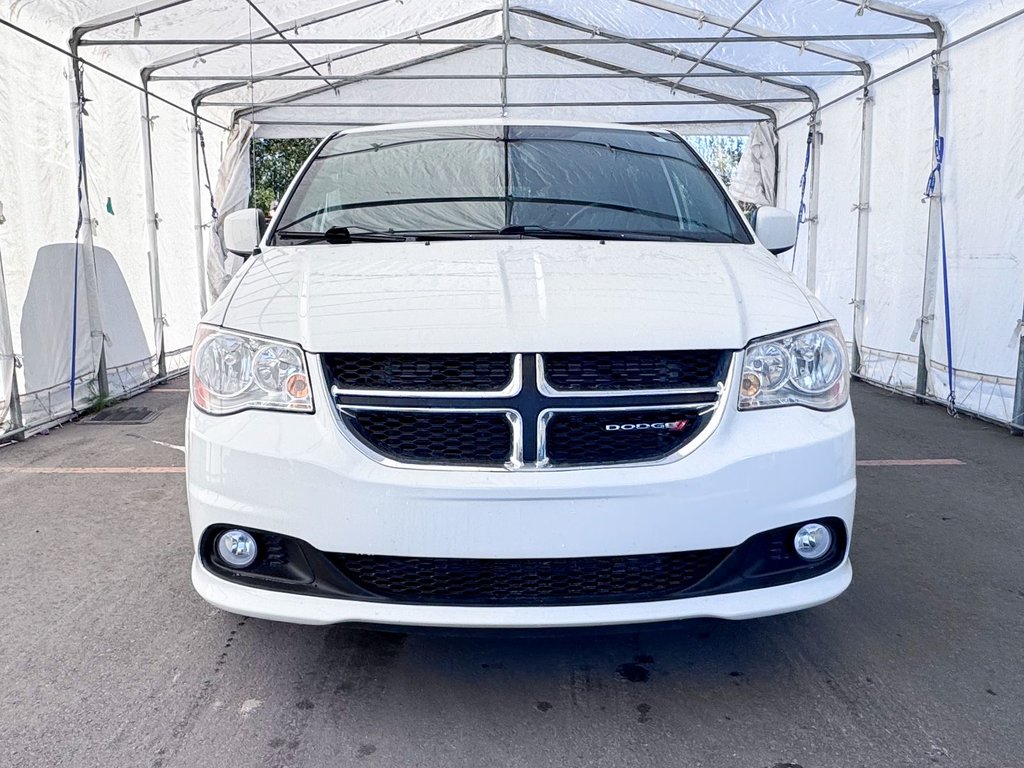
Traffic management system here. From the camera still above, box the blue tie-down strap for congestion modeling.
[924,62,956,415]
[791,127,814,271]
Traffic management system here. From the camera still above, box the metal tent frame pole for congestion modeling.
[189,116,210,315]
[66,52,109,405]
[804,109,822,292]
[168,70,862,84]
[79,33,935,47]
[0,242,26,441]
[851,74,875,375]
[1014,309,1024,433]
[139,90,167,378]
[915,38,950,403]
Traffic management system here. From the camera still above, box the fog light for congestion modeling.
[217,529,258,568]
[794,523,832,560]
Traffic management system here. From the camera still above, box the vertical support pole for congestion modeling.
[190,116,210,315]
[140,90,166,378]
[68,57,109,403]
[805,111,822,293]
[1013,313,1024,434]
[916,47,950,401]
[500,0,510,116]
[852,79,874,374]
[0,243,25,440]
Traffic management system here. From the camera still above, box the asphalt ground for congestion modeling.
[1,380,1021,768]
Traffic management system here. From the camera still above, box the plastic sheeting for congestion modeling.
[205,121,253,301]
[1,0,1024,434]
[729,122,775,206]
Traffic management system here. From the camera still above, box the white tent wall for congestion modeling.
[776,98,865,346]
[0,24,99,428]
[923,19,1024,422]
[79,67,160,396]
[856,66,934,394]
[0,4,220,435]
[772,3,1024,426]
[152,112,221,361]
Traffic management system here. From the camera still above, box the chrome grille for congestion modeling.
[327,352,731,469]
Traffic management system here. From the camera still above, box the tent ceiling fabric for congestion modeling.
[5,0,1011,135]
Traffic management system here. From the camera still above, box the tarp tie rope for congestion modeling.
[196,122,219,222]
[923,57,957,416]
[791,118,814,271]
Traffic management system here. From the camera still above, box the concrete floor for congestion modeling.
[1,380,1021,768]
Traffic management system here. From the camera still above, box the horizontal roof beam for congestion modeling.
[81,33,933,46]
[252,117,768,127]
[154,69,859,82]
[833,0,945,42]
[207,97,810,108]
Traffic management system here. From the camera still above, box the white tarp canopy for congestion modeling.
[1,0,1023,437]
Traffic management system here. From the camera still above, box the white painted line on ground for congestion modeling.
[857,458,965,466]
[151,440,186,454]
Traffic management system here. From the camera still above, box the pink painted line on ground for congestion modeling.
[0,466,185,474]
[857,458,965,466]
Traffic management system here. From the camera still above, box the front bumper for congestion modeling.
[192,555,852,627]
[187,361,856,626]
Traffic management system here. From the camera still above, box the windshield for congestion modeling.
[271,125,753,244]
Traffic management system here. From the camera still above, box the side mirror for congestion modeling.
[222,208,266,257]
[753,206,798,255]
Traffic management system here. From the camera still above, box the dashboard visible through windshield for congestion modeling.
[271,124,753,245]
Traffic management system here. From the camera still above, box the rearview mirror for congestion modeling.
[222,208,266,257]
[753,207,797,255]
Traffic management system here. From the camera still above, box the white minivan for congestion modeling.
[187,120,854,628]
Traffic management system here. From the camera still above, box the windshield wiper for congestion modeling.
[497,224,709,242]
[275,226,409,244]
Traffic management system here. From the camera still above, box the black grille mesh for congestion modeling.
[342,410,512,466]
[331,549,730,605]
[543,350,727,391]
[545,408,702,465]
[325,353,514,392]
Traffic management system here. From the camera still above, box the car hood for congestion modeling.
[216,240,825,352]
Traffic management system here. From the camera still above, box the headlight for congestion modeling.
[739,322,849,411]
[191,325,313,415]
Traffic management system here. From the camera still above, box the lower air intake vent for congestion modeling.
[330,549,730,606]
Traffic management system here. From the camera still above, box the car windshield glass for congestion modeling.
[272,125,752,245]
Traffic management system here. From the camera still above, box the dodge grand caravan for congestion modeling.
[187,120,854,627]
